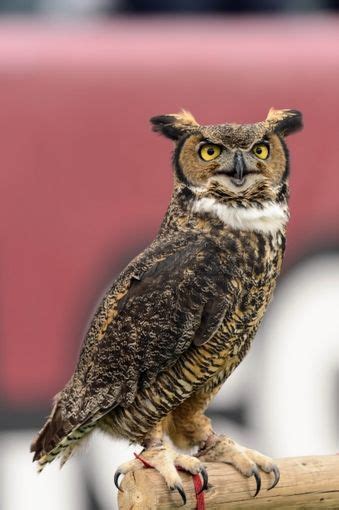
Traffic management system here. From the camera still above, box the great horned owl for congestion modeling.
[31,108,302,503]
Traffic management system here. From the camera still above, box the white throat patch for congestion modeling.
[192,197,288,234]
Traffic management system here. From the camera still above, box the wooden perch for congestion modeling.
[118,455,339,509]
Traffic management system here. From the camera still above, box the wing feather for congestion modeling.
[32,235,233,459]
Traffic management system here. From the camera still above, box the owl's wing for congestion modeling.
[31,236,235,459]
[74,238,231,416]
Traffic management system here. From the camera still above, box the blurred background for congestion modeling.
[0,1,338,509]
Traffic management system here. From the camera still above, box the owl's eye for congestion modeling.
[199,143,222,161]
[252,143,269,160]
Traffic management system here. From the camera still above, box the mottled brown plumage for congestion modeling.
[31,108,302,499]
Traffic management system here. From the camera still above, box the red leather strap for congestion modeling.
[134,452,153,468]
[191,472,206,510]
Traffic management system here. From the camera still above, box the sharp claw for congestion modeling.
[171,484,187,506]
[198,466,209,494]
[268,465,280,490]
[252,467,261,497]
[114,470,123,492]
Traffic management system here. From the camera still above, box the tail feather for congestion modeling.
[31,390,100,472]
[36,421,96,471]
[31,396,97,472]
[30,395,70,461]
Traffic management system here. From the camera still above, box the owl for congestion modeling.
[31,108,302,504]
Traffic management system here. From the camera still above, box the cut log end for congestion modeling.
[118,455,339,509]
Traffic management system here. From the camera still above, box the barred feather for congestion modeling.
[31,108,301,469]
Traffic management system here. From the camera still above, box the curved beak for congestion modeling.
[234,151,246,181]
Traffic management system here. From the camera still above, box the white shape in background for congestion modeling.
[0,431,87,510]
[85,432,136,510]
[254,254,339,457]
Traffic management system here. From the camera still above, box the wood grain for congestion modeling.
[118,455,339,509]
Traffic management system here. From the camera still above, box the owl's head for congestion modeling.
[150,108,302,207]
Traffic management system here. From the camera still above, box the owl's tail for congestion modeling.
[30,396,96,472]
[30,395,67,463]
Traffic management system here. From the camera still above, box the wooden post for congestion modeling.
[118,455,339,509]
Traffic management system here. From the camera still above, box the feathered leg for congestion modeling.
[166,386,280,497]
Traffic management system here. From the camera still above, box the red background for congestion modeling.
[1,17,338,408]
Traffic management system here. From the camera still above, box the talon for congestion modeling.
[198,466,209,494]
[252,467,261,497]
[268,465,280,490]
[171,483,187,506]
[114,470,123,492]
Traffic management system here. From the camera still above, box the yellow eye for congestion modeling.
[252,143,269,160]
[199,143,221,161]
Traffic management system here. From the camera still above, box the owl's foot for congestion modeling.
[196,434,280,497]
[114,442,208,505]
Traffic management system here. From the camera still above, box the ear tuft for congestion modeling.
[150,109,199,140]
[266,108,303,136]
